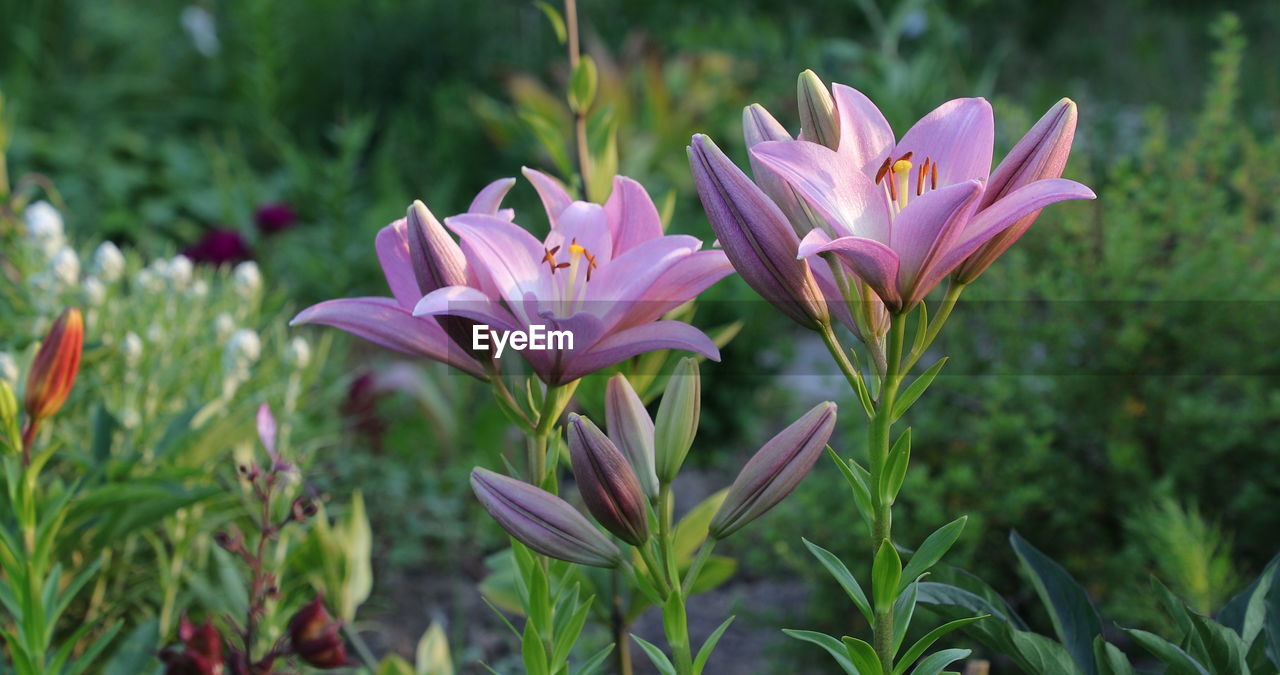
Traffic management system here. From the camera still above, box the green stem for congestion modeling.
[904,280,965,372]
[870,314,906,674]
[657,484,694,674]
[681,541,715,596]
[819,323,865,397]
[564,0,591,192]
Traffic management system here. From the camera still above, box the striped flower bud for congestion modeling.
[23,308,83,423]
[605,374,659,497]
[688,134,829,330]
[653,358,701,484]
[797,69,839,149]
[288,596,350,669]
[471,468,622,567]
[568,414,650,545]
[709,402,837,539]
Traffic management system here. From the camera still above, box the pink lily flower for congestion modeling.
[290,178,521,379]
[750,85,1095,312]
[413,169,733,385]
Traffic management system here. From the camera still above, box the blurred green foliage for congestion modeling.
[3,0,1280,669]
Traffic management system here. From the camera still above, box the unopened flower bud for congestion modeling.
[567,414,650,546]
[709,401,837,539]
[797,69,839,149]
[955,98,1080,283]
[405,200,481,356]
[213,529,242,552]
[605,374,659,498]
[654,358,701,484]
[92,241,125,282]
[24,308,84,423]
[292,496,317,522]
[288,596,350,669]
[471,467,621,567]
[688,134,829,329]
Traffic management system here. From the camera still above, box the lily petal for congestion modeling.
[468,177,518,215]
[446,214,548,323]
[616,249,734,329]
[291,298,485,378]
[589,235,701,328]
[799,231,903,311]
[751,140,892,242]
[982,98,1078,208]
[895,98,994,186]
[374,220,421,308]
[560,321,720,383]
[522,167,574,225]
[413,285,521,334]
[604,176,664,257]
[545,201,613,265]
[939,177,1096,287]
[892,179,984,307]
[832,84,896,176]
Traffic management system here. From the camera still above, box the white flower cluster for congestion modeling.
[233,261,262,300]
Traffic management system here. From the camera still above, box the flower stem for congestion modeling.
[564,0,591,191]
[870,313,906,674]
[657,484,694,674]
[904,280,965,371]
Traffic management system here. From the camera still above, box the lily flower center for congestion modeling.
[875,152,940,214]
[544,239,599,315]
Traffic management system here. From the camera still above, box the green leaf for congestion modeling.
[1010,530,1101,675]
[892,357,948,421]
[377,656,416,675]
[551,594,593,666]
[826,448,873,534]
[672,489,728,564]
[568,56,599,113]
[783,629,858,674]
[1122,627,1210,675]
[688,555,737,595]
[893,580,921,652]
[895,616,989,675]
[881,428,911,505]
[1093,636,1136,675]
[574,643,615,675]
[532,1,567,43]
[522,621,550,675]
[803,538,873,623]
[842,635,881,674]
[584,106,618,203]
[1151,575,1193,638]
[1188,612,1250,674]
[1009,630,1086,675]
[632,634,677,675]
[416,621,454,675]
[873,540,903,613]
[900,517,967,592]
[693,615,735,674]
[909,648,970,675]
[100,618,159,675]
[1219,554,1278,647]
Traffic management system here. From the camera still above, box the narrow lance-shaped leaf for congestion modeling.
[1010,531,1102,675]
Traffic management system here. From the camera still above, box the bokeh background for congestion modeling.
[2,0,1278,671]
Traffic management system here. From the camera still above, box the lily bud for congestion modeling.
[471,468,622,567]
[797,70,839,150]
[688,134,829,330]
[23,308,83,423]
[743,104,821,238]
[407,201,483,356]
[288,595,350,669]
[955,99,1079,283]
[653,358,700,484]
[567,414,650,545]
[709,402,837,539]
[605,374,659,497]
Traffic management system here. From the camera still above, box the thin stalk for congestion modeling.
[681,540,715,596]
[818,323,865,397]
[611,567,634,675]
[20,418,38,468]
[656,484,694,674]
[904,280,965,372]
[564,0,591,190]
[869,314,906,674]
[342,623,380,670]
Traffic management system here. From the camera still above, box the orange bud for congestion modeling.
[23,308,83,423]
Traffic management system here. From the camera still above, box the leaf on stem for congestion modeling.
[782,629,859,674]
[694,615,736,674]
[873,540,903,614]
[899,517,967,592]
[631,634,678,675]
[1010,531,1102,675]
[802,538,873,623]
[891,357,948,422]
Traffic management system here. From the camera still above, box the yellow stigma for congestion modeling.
[568,242,586,258]
[892,159,913,209]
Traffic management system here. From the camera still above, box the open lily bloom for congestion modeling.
[413,169,733,385]
[750,85,1095,312]
[290,179,520,380]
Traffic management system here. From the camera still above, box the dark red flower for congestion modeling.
[255,202,297,235]
[183,228,252,266]
[160,616,225,675]
[288,595,350,669]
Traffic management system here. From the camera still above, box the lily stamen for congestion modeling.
[892,158,913,210]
